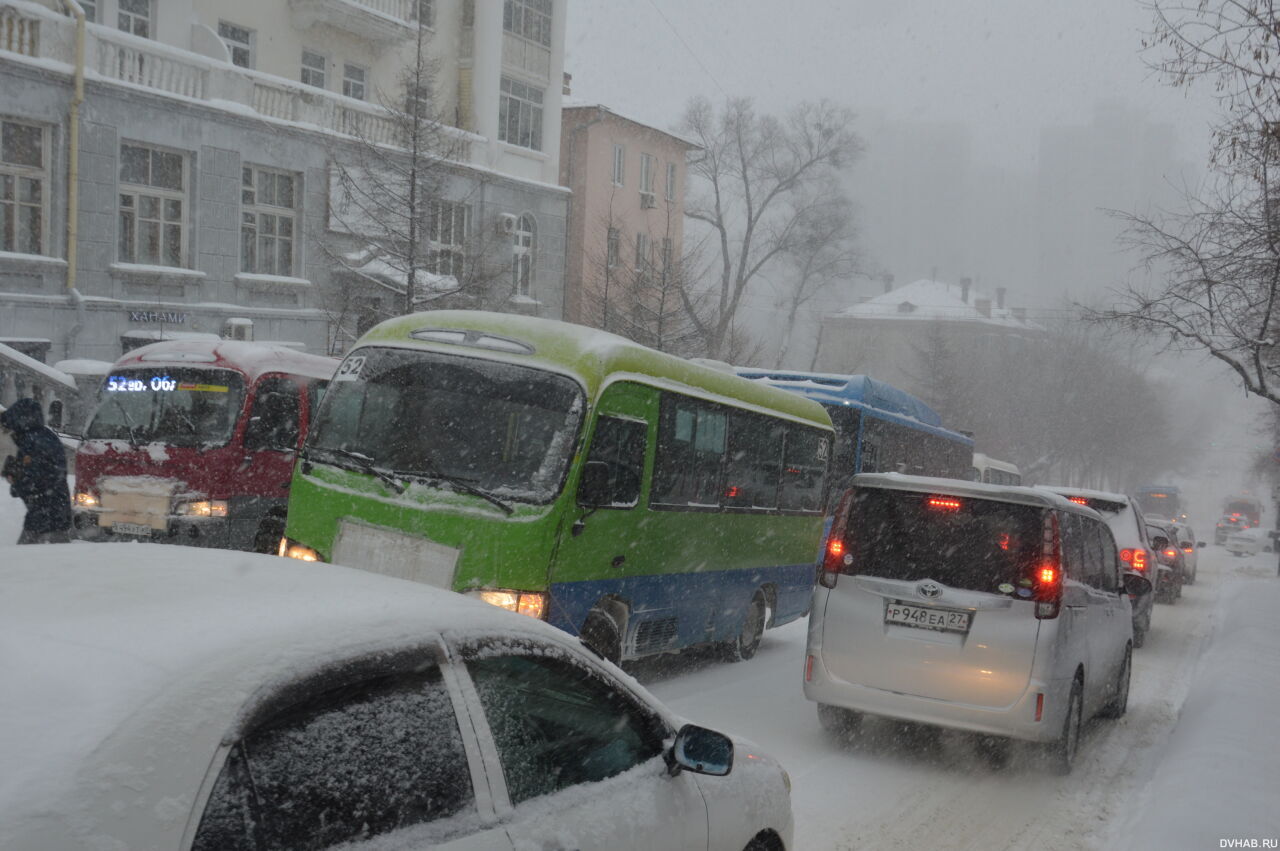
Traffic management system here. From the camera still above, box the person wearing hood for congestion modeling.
[1,398,72,544]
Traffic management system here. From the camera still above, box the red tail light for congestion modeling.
[1035,692,1045,722]
[819,491,855,588]
[1033,512,1063,619]
[1181,544,1193,553]
[1132,549,1148,572]
[1163,547,1178,560]
[1068,496,1089,505]
[926,495,962,511]
[1119,548,1134,563]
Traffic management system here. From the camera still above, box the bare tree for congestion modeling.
[321,19,504,348]
[678,97,862,358]
[772,192,861,368]
[1093,2,1280,403]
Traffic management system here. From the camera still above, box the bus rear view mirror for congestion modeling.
[578,461,611,508]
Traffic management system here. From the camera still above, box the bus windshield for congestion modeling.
[308,347,585,504]
[84,368,246,448]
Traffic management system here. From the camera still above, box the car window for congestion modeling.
[1096,522,1120,592]
[464,646,667,806]
[244,376,301,451]
[1062,512,1086,582]
[192,665,476,850]
[1080,517,1107,590]
[582,415,647,507]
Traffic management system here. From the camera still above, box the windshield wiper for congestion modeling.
[396,451,514,516]
[113,400,144,450]
[306,446,406,495]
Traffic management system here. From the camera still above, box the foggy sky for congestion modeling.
[565,0,1215,168]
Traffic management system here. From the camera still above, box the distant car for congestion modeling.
[1146,518,1186,602]
[1224,526,1267,557]
[1171,521,1206,584]
[0,547,794,851]
[807,475,1133,775]
[1215,506,1259,544]
[1038,487,1156,647]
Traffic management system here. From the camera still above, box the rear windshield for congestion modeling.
[844,488,1045,593]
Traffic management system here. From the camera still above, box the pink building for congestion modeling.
[560,101,698,339]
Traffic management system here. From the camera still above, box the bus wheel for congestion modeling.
[581,611,623,667]
[726,592,766,662]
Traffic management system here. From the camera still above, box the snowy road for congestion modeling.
[638,548,1279,850]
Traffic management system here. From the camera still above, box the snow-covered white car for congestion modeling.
[1224,526,1267,557]
[0,546,794,851]
[805,475,1133,774]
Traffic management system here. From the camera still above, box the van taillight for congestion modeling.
[1132,549,1147,572]
[1119,548,1133,563]
[819,491,855,589]
[1033,512,1063,619]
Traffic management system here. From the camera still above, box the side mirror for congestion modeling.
[668,724,733,777]
[1150,535,1169,551]
[577,460,611,507]
[1123,572,1153,598]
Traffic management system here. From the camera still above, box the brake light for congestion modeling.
[1119,548,1133,563]
[820,491,855,588]
[805,654,814,682]
[1163,547,1178,559]
[926,495,962,511]
[1035,692,1045,722]
[1132,549,1147,572]
[1068,496,1089,505]
[1181,544,1193,553]
[1033,513,1063,619]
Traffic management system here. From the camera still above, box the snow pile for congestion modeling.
[1114,571,1280,847]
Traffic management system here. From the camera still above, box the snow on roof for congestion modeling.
[832,279,1040,330]
[855,472,1098,513]
[0,546,575,844]
[52,359,114,376]
[114,339,339,383]
[561,98,702,149]
[342,248,461,300]
[0,342,77,390]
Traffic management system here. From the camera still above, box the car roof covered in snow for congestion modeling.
[355,310,833,429]
[1036,485,1132,509]
[111,339,339,384]
[0,545,586,848]
[851,472,1101,515]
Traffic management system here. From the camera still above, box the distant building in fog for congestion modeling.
[814,278,1041,395]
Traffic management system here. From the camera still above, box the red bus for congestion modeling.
[72,340,338,552]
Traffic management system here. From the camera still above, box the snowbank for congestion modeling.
[1115,571,1280,846]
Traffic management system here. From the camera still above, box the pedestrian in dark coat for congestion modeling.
[1,398,72,544]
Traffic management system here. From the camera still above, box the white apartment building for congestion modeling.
[0,0,569,366]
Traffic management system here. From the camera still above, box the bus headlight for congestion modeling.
[279,538,321,561]
[74,490,99,508]
[175,499,229,518]
[473,589,547,620]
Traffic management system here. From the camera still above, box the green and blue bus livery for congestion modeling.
[281,311,834,664]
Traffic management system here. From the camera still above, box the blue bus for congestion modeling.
[735,370,974,495]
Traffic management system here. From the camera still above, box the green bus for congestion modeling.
[280,311,834,664]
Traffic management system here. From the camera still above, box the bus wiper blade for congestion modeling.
[393,467,515,516]
[308,446,406,495]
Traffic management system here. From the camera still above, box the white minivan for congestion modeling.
[804,474,1133,773]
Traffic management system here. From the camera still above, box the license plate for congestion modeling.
[885,601,971,634]
[112,522,154,537]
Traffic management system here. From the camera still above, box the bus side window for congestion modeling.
[653,396,726,507]
[779,427,826,513]
[581,416,646,508]
[246,377,302,451]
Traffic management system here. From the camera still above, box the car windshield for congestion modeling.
[308,347,584,503]
[83,368,246,448]
[845,488,1044,593]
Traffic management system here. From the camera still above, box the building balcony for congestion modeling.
[287,0,419,44]
[0,0,475,161]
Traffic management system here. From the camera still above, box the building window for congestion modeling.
[612,144,625,186]
[241,166,298,276]
[218,21,254,68]
[639,153,656,207]
[343,64,366,100]
[498,77,543,151]
[117,0,151,38]
[417,0,435,27]
[634,232,649,273]
[0,120,48,256]
[301,50,326,89]
[606,227,619,269]
[503,0,553,48]
[118,143,187,267]
[666,162,677,201]
[512,213,535,296]
[427,200,470,278]
[81,0,97,23]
